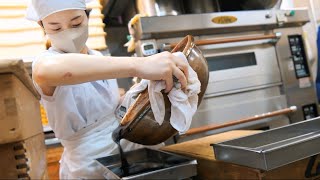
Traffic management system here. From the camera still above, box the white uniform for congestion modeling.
[32,47,146,179]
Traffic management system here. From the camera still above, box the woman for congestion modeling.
[26,0,188,179]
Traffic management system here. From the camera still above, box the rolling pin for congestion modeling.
[181,106,297,137]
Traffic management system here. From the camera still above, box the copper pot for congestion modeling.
[113,35,209,145]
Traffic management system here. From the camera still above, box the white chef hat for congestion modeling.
[26,0,91,21]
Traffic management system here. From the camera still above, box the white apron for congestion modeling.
[32,48,162,179]
[59,113,145,179]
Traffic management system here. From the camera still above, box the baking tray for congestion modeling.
[95,148,197,179]
[212,117,320,170]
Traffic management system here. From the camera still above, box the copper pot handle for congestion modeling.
[181,106,297,137]
[164,33,281,50]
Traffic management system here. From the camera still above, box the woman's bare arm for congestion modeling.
[33,52,188,95]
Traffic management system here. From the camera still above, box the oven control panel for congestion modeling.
[288,35,310,79]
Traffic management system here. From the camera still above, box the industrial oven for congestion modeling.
[131,9,319,140]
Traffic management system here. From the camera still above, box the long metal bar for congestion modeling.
[166,33,280,49]
[182,106,297,137]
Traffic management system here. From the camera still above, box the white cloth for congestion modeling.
[150,52,201,132]
[117,52,201,133]
[32,48,147,179]
[26,0,91,21]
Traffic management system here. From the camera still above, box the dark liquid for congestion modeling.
[112,126,129,177]
[111,126,169,177]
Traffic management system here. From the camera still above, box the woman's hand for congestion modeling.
[135,52,189,93]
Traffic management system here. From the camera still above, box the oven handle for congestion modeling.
[163,33,282,51]
[180,106,297,137]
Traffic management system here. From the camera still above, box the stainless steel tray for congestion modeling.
[95,148,197,179]
[212,117,320,170]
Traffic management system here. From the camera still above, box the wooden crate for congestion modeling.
[162,130,320,179]
[0,59,42,144]
[0,133,47,179]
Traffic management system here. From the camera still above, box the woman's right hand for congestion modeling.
[135,52,189,93]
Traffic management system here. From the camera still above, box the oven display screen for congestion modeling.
[207,53,257,71]
[144,44,154,51]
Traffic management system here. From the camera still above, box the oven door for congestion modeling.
[181,39,289,141]
[201,41,282,97]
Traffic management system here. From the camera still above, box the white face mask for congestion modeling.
[47,24,89,53]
